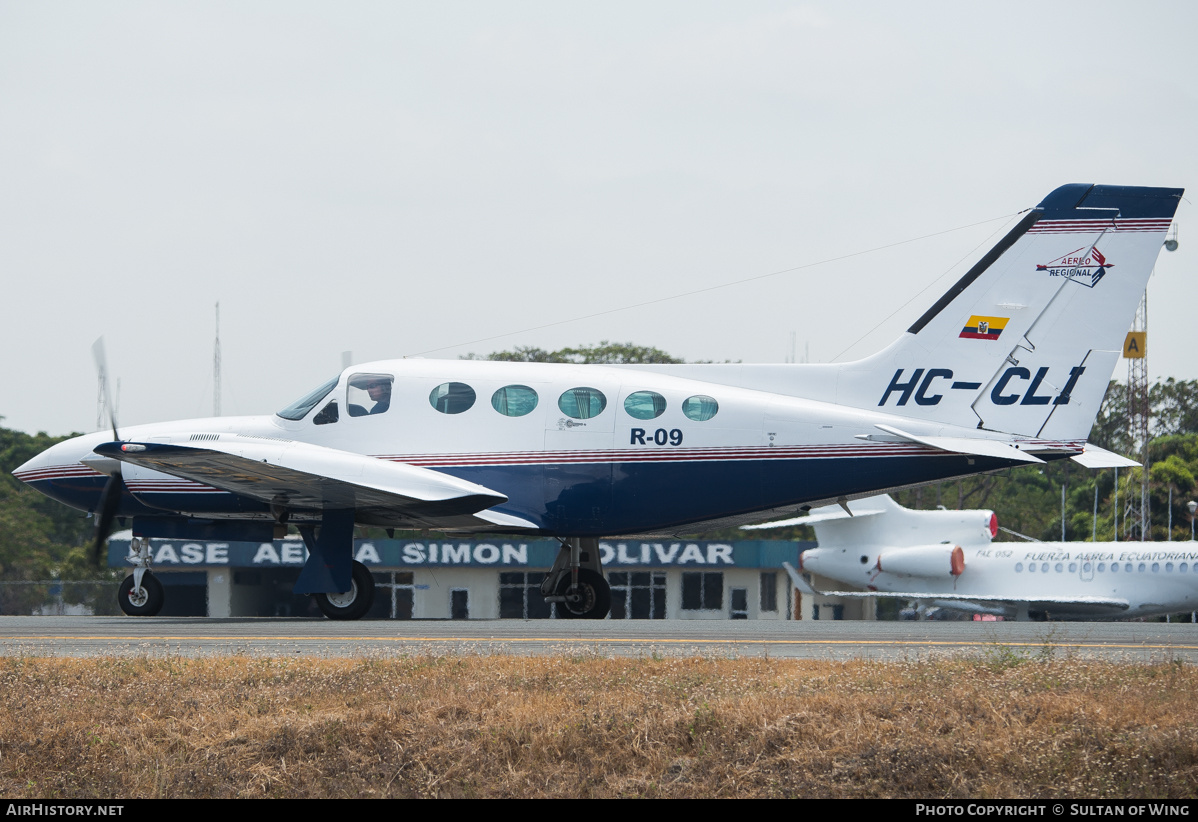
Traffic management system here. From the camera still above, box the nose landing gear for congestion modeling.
[117,537,164,616]
[118,572,164,616]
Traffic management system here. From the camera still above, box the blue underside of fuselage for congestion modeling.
[31,452,1039,538]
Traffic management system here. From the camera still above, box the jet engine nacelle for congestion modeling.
[796,547,840,576]
[875,544,965,578]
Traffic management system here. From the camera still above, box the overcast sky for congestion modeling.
[2,1,1195,436]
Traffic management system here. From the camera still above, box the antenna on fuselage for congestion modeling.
[213,302,222,417]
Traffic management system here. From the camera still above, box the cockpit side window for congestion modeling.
[347,373,395,417]
[277,376,339,420]
[313,401,339,425]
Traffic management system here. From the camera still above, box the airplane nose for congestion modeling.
[12,432,115,512]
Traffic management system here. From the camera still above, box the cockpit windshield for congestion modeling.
[276,376,339,420]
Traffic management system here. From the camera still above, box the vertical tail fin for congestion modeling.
[837,184,1182,440]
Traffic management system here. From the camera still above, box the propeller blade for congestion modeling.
[91,337,119,440]
[92,470,126,567]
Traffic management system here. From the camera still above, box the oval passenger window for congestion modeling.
[558,387,607,419]
[491,385,539,417]
[681,395,719,421]
[623,391,666,420]
[429,382,477,414]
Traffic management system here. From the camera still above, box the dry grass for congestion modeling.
[1,651,1196,798]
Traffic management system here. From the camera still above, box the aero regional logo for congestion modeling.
[1036,247,1112,288]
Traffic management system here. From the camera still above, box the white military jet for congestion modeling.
[13,183,1182,620]
[754,494,1198,621]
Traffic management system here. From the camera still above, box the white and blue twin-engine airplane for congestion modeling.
[13,183,1182,620]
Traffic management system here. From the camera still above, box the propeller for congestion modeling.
[91,337,127,566]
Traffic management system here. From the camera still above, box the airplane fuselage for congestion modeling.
[802,537,1198,620]
[15,358,1063,538]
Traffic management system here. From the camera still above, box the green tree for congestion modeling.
[0,423,108,614]
[464,340,683,364]
[1090,380,1132,454]
[1150,378,1198,437]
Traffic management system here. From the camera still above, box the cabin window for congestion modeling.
[623,391,666,420]
[1069,562,1077,573]
[1152,562,1160,573]
[1055,563,1063,573]
[430,382,476,414]
[1138,563,1146,573]
[681,395,719,421]
[1098,563,1106,572]
[1182,563,1189,573]
[491,385,539,417]
[313,401,339,425]
[277,376,338,420]
[1041,563,1049,573]
[1166,563,1174,573]
[558,387,607,419]
[1015,563,1023,572]
[347,373,394,417]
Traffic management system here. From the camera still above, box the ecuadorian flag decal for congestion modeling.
[959,315,1008,341]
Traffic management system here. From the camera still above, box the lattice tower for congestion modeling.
[1124,291,1150,540]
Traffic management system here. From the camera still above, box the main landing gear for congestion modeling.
[313,560,375,620]
[541,537,611,619]
[117,537,164,616]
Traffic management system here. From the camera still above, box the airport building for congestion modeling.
[107,535,845,620]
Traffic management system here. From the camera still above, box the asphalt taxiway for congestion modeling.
[2,616,1197,662]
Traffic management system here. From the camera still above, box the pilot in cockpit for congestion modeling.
[365,378,390,414]
[347,374,393,417]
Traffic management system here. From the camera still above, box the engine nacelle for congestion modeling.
[797,548,835,575]
[875,544,965,578]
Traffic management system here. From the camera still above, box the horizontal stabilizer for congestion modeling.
[742,507,887,530]
[1070,444,1140,469]
[874,424,1046,464]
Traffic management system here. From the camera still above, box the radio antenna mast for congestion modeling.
[214,302,222,417]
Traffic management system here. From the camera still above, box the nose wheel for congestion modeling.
[117,537,164,616]
[118,571,164,616]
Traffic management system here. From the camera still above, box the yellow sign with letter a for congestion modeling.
[1124,332,1146,359]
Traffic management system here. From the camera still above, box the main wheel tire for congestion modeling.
[118,572,164,617]
[313,561,375,620]
[554,568,611,619]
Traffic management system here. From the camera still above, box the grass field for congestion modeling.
[1,651,1196,798]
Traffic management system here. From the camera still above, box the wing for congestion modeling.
[781,563,1129,616]
[93,437,536,530]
